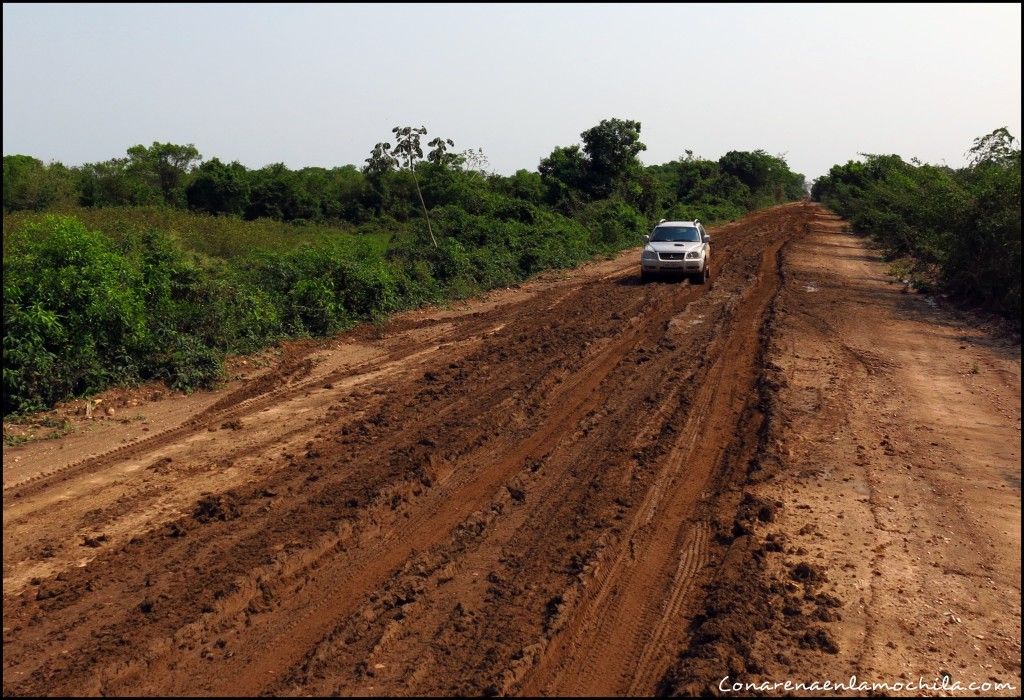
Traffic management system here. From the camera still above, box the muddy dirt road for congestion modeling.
[4,203,1020,696]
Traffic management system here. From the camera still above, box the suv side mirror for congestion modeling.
[644,234,650,242]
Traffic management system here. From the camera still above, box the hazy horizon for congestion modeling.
[3,3,1021,180]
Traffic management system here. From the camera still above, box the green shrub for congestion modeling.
[3,303,65,413]
[578,198,647,250]
[147,331,224,392]
[4,216,148,412]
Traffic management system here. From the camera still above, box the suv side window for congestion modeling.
[699,224,707,241]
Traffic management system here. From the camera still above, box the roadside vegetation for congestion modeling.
[812,127,1021,320]
[3,119,805,414]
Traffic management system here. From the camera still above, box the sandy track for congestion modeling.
[4,203,1018,696]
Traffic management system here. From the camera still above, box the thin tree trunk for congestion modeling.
[411,167,437,248]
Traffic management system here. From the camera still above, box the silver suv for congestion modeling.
[640,220,711,283]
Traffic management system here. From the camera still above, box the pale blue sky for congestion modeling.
[3,3,1021,179]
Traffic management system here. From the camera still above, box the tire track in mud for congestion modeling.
[519,220,792,697]
[263,270,717,696]
[625,522,711,696]
[205,263,709,696]
[2,203,814,697]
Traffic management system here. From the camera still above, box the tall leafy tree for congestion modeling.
[968,127,1019,168]
[126,142,201,205]
[539,144,587,206]
[186,158,250,215]
[391,126,437,247]
[361,143,399,218]
[580,118,647,198]
[718,150,772,191]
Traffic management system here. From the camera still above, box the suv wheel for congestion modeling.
[692,264,708,285]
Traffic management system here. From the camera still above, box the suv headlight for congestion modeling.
[642,249,657,260]
[685,251,701,259]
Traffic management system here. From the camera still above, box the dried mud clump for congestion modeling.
[798,626,840,654]
[81,534,109,548]
[789,561,825,583]
[193,493,242,523]
[732,492,782,536]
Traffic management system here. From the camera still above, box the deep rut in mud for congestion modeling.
[2,203,815,696]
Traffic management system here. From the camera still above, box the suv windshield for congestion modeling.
[650,226,701,243]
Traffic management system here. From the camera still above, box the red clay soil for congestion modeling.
[3,203,1019,696]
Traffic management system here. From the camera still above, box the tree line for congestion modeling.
[4,120,804,224]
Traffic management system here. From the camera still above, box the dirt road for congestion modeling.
[3,203,1019,696]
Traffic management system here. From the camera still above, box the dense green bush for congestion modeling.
[3,118,806,413]
[3,155,77,212]
[812,128,1021,319]
[4,217,148,412]
[578,198,649,250]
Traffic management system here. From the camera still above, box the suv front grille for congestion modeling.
[659,253,685,260]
